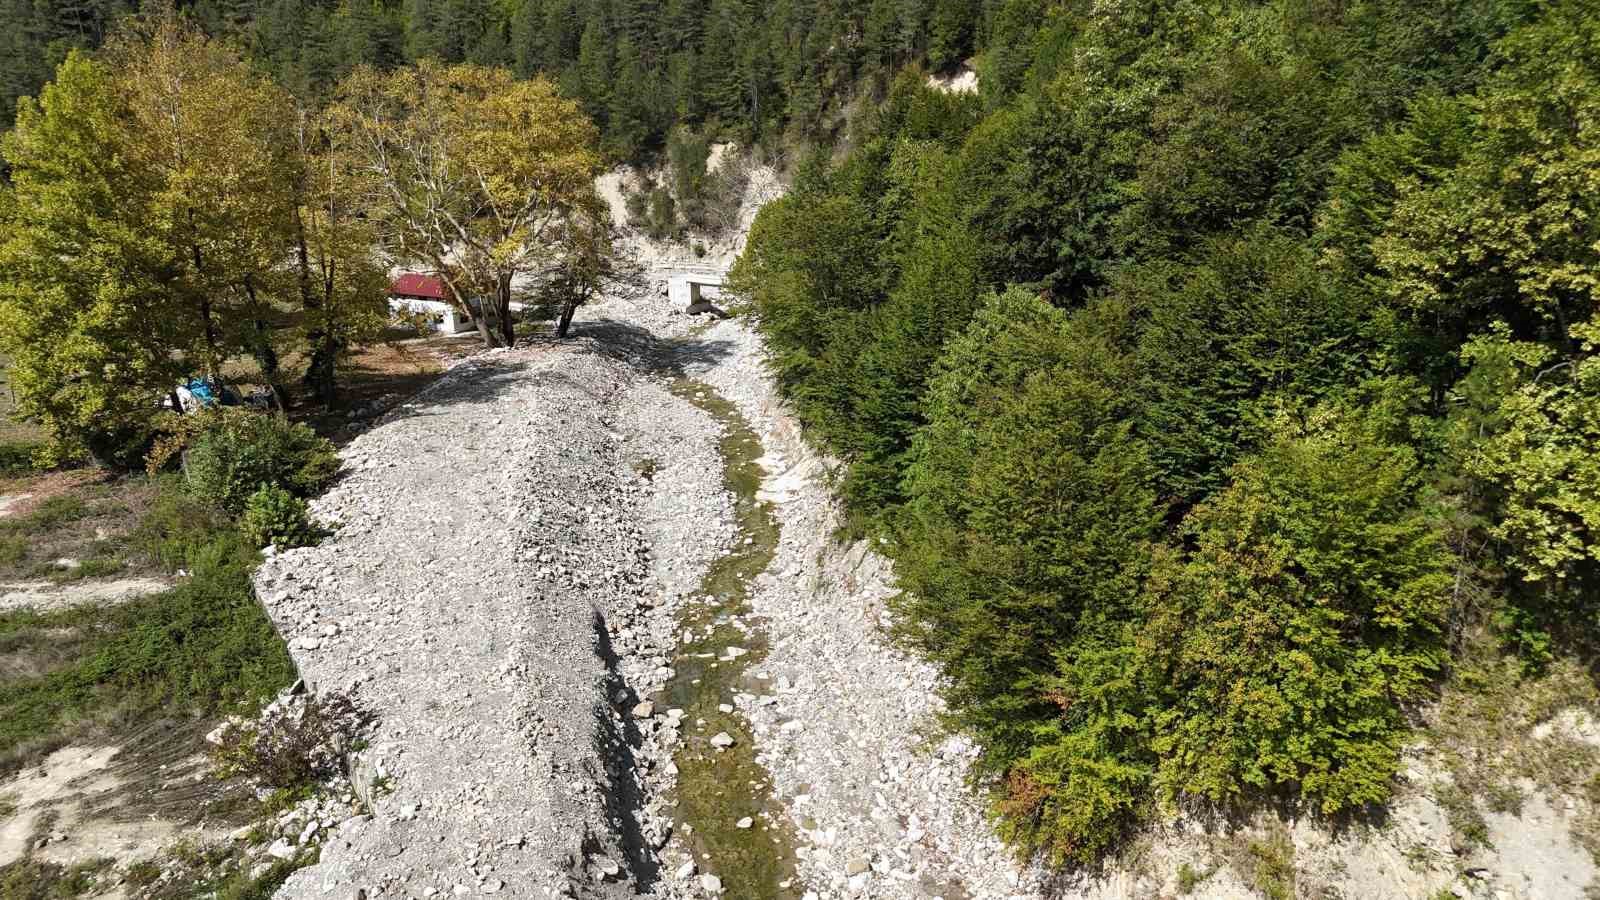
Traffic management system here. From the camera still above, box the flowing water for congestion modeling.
[658,376,802,898]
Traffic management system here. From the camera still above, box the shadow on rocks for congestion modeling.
[538,317,736,377]
[589,607,662,893]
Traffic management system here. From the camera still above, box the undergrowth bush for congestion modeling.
[240,485,318,551]
[159,409,339,514]
[210,690,369,790]
[0,439,45,475]
[132,477,232,571]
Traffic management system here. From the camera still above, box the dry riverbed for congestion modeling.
[243,289,1043,899]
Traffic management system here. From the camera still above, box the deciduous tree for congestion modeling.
[328,61,607,347]
[0,15,298,462]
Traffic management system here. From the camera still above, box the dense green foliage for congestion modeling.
[241,483,319,550]
[0,17,393,459]
[183,409,339,514]
[732,0,1600,864]
[6,0,1600,876]
[0,0,1016,158]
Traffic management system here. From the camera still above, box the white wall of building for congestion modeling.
[668,272,725,308]
[389,298,476,334]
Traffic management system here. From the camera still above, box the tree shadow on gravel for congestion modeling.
[363,318,732,437]
[343,357,543,429]
[535,317,735,377]
[589,607,662,893]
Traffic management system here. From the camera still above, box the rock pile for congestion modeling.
[254,349,681,900]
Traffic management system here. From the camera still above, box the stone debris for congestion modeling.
[606,290,1050,899]
[254,349,682,900]
[248,280,1044,900]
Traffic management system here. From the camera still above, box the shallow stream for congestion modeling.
[658,376,802,898]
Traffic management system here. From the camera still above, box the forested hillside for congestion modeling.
[1,0,1001,154]
[730,0,1600,866]
[7,0,1600,883]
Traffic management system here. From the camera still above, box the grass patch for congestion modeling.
[44,552,125,582]
[0,535,26,566]
[0,475,162,581]
[1230,828,1295,900]
[1428,648,1600,859]
[1435,782,1491,851]
[0,482,294,775]
[1176,861,1210,894]
[124,859,162,886]
[0,857,114,899]
[129,478,231,571]
[136,840,317,900]
[214,852,310,900]
[13,495,87,532]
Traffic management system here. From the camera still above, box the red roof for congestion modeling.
[390,273,446,300]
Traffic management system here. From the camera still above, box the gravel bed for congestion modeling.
[583,286,1045,900]
[250,283,1042,900]
[255,347,680,900]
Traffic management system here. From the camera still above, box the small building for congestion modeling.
[389,273,475,335]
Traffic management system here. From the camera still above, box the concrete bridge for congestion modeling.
[666,268,726,309]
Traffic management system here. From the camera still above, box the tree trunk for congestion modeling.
[243,275,289,411]
[557,299,577,338]
[497,272,516,346]
[472,308,500,347]
[303,336,341,405]
[251,318,290,412]
[198,294,223,383]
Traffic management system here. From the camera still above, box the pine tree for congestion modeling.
[574,14,613,126]
[927,0,973,71]
[607,36,662,155]
[700,0,748,127]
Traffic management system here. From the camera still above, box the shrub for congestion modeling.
[1143,407,1452,813]
[0,439,44,475]
[131,477,232,571]
[240,485,318,551]
[623,183,650,226]
[1242,831,1296,900]
[645,186,678,241]
[175,409,339,514]
[897,291,1161,861]
[1176,862,1206,894]
[210,690,369,790]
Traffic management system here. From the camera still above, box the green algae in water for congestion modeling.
[660,377,802,899]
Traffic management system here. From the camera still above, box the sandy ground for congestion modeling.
[0,744,192,889]
[0,577,171,614]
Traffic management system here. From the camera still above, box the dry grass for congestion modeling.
[219,326,482,443]
[1426,649,1600,859]
[0,473,162,583]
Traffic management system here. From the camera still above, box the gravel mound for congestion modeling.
[255,348,676,900]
